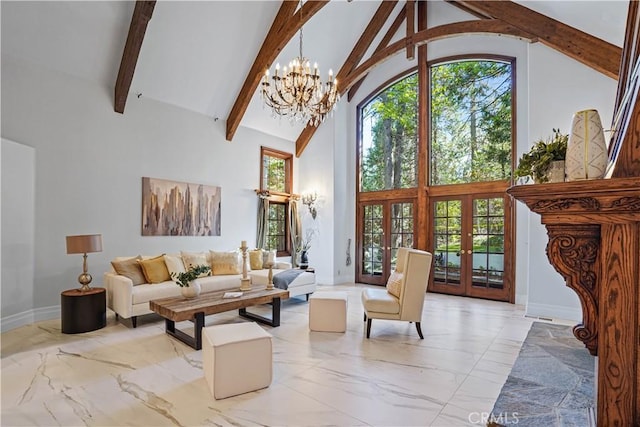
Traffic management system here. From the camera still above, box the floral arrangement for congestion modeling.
[171,264,211,287]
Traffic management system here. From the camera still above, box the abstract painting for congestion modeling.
[142,177,221,236]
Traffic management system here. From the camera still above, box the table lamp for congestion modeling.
[66,234,103,291]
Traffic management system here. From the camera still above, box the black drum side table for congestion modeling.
[61,287,106,334]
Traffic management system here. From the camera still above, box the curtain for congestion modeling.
[289,199,302,267]
[256,196,270,249]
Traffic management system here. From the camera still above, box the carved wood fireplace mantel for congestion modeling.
[508,177,640,425]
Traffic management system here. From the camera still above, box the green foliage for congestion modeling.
[515,128,568,183]
[171,264,211,287]
[430,60,512,185]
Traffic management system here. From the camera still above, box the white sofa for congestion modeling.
[104,256,316,328]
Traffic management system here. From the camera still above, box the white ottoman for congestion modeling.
[202,322,272,399]
[309,291,348,332]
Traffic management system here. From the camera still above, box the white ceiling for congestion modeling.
[1,1,629,142]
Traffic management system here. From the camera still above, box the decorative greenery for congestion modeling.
[299,229,315,252]
[514,128,568,183]
[171,264,211,287]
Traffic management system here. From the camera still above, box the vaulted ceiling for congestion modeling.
[1,1,629,155]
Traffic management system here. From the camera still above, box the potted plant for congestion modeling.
[171,264,210,298]
[515,128,568,183]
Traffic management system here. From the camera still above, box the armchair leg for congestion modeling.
[131,316,137,328]
[364,313,367,322]
[366,318,372,338]
[415,322,423,339]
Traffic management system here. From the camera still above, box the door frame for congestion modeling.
[356,195,417,285]
[426,182,514,302]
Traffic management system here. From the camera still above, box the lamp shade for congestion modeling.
[66,234,103,254]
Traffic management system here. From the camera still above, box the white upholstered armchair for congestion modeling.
[361,248,433,339]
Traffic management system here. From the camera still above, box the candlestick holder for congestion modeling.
[265,262,274,290]
[239,240,252,291]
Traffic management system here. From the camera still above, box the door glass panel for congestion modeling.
[472,197,505,289]
[433,200,462,285]
[390,202,414,270]
[362,204,384,276]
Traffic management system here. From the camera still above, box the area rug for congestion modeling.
[490,322,595,426]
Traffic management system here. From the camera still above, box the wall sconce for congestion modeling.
[302,192,318,219]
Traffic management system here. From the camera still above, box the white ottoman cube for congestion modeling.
[202,322,272,399]
[309,291,348,332]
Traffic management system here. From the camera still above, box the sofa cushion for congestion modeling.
[386,271,403,298]
[210,250,242,275]
[362,288,400,314]
[249,249,264,270]
[111,256,146,285]
[132,281,179,304]
[138,254,171,284]
[164,254,186,277]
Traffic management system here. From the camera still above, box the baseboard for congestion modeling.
[1,305,60,333]
[526,302,582,323]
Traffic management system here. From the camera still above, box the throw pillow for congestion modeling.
[163,254,186,278]
[249,249,264,270]
[262,249,276,267]
[138,254,171,284]
[181,251,210,272]
[210,250,242,275]
[111,256,146,285]
[386,270,403,299]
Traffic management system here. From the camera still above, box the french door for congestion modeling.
[357,200,415,285]
[429,193,513,301]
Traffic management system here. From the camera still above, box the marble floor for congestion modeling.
[2,284,546,426]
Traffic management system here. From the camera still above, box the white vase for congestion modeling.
[181,281,201,298]
[565,109,608,181]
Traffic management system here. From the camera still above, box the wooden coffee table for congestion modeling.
[149,287,289,350]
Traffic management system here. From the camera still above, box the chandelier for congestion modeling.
[261,1,339,126]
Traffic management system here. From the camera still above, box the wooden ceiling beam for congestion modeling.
[447,0,621,79]
[295,0,398,157]
[406,1,415,59]
[296,19,536,154]
[225,1,328,142]
[348,6,406,102]
[114,1,156,114]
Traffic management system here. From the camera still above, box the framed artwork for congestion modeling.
[142,177,221,236]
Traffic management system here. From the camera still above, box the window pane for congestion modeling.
[430,60,512,185]
[265,203,286,252]
[360,73,418,192]
[263,155,286,192]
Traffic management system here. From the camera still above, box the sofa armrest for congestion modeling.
[275,261,292,269]
[104,272,135,319]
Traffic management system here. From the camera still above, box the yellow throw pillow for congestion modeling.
[386,270,403,299]
[138,254,171,284]
[210,250,242,275]
[249,249,264,270]
[111,256,146,285]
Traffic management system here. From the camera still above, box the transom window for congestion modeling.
[261,147,292,194]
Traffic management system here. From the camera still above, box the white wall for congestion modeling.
[1,139,36,330]
[524,43,617,321]
[1,56,303,329]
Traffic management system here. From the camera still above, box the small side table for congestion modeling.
[61,287,106,334]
